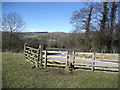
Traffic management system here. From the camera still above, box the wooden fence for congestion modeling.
[43,50,119,71]
[24,43,119,72]
[74,52,119,71]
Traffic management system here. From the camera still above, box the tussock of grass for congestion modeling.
[2,52,118,88]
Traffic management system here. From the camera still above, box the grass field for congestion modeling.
[2,52,118,88]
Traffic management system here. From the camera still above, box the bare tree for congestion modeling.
[2,12,25,51]
[70,3,95,50]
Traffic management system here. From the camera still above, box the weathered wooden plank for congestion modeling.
[75,57,92,60]
[47,63,66,67]
[25,50,31,54]
[74,63,92,66]
[75,52,93,55]
[47,60,66,63]
[47,55,66,58]
[95,59,118,62]
[47,51,66,53]
[25,46,38,51]
[75,61,92,65]
[74,65,91,69]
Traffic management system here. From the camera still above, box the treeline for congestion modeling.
[2,29,120,53]
[2,32,48,52]
[69,2,120,53]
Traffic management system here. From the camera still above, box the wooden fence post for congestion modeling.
[24,42,26,60]
[44,50,47,68]
[65,51,69,70]
[38,45,43,68]
[92,52,95,71]
[72,51,75,70]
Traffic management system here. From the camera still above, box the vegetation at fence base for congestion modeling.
[2,52,118,88]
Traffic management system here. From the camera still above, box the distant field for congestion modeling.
[2,52,118,88]
[23,33,50,39]
[24,35,38,38]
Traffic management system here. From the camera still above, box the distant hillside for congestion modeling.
[22,32,48,34]
[1,31,68,34]
[49,32,65,34]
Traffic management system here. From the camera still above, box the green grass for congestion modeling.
[24,35,38,38]
[2,52,118,88]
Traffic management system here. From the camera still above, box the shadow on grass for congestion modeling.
[47,65,65,68]
[36,60,119,73]
[94,68,119,72]
[74,66,119,72]
[46,63,119,73]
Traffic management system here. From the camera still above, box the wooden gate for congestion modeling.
[24,42,43,68]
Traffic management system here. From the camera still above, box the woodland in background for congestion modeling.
[70,2,120,53]
[2,2,120,53]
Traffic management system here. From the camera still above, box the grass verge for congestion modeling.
[2,52,118,88]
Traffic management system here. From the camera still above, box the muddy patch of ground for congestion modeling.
[43,68,78,76]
